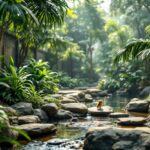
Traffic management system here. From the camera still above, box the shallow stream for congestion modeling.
[19,95,148,150]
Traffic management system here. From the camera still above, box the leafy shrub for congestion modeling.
[98,63,146,93]
[0,58,42,105]
[0,58,61,107]
[24,59,59,94]
[98,78,120,93]
[58,72,86,88]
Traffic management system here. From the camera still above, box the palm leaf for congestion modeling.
[114,39,150,63]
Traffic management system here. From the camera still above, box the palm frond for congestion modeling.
[26,0,68,26]
[114,39,150,64]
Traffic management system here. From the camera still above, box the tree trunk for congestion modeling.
[69,53,73,78]
[18,41,29,66]
[89,46,94,81]
[0,26,5,67]
[0,26,4,54]
[145,59,150,80]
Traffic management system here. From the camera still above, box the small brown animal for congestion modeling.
[96,100,103,110]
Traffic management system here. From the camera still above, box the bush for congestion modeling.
[97,78,120,93]
[24,59,59,94]
[58,72,86,88]
[0,57,41,105]
[98,64,146,93]
[0,58,60,107]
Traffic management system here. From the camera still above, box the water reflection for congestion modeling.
[86,95,131,112]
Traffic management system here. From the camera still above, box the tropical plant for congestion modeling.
[0,106,30,147]
[24,59,59,94]
[114,39,150,63]
[0,0,68,65]
[114,25,150,78]
[98,62,146,94]
[0,57,42,105]
[58,72,86,88]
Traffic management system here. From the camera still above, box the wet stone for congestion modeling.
[117,117,147,126]
[88,106,113,116]
[109,112,129,118]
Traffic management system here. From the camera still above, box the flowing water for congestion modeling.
[20,95,147,150]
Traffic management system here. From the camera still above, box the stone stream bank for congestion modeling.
[0,88,150,150]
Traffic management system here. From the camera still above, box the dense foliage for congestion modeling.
[0,58,59,106]
[1,0,150,97]
[24,59,59,94]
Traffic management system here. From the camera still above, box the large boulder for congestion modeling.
[15,123,56,137]
[33,109,48,122]
[117,117,147,126]
[65,95,78,101]
[65,93,79,101]
[11,102,33,115]
[126,100,149,113]
[54,109,73,120]
[61,103,88,115]
[84,127,150,150]
[61,98,76,104]
[84,94,93,102]
[97,90,108,97]
[41,103,58,117]
[88,106,113,116]
[18,115,40,125]
[85,88,102,97]
[139,86,150,98]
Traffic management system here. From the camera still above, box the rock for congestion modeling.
[18,115,40,125]
[88,106,113,116]
[86,88,101,93]
[58,90,81,95]
[41,103,58,117]
[126,100,149,113]
[109,112,129,118]
[33,109,48,122]
[84,94,93,102]
[65,93,79,101]
[61,103,88,115]
[50,94,63,99]
[11,102,33,115]
[84,127,150,150]
[117,117,147,126]
[61,98,76,104]
[97,90,108,97]
[54,109,73,120]
[15,123,56,137]
[86,88,101,97]
[65,94,79,101]
[9,116,18,125]
[135,127,150,133]
[0,106,17,116]
[78,91,85,99]
[139,86,150,98]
